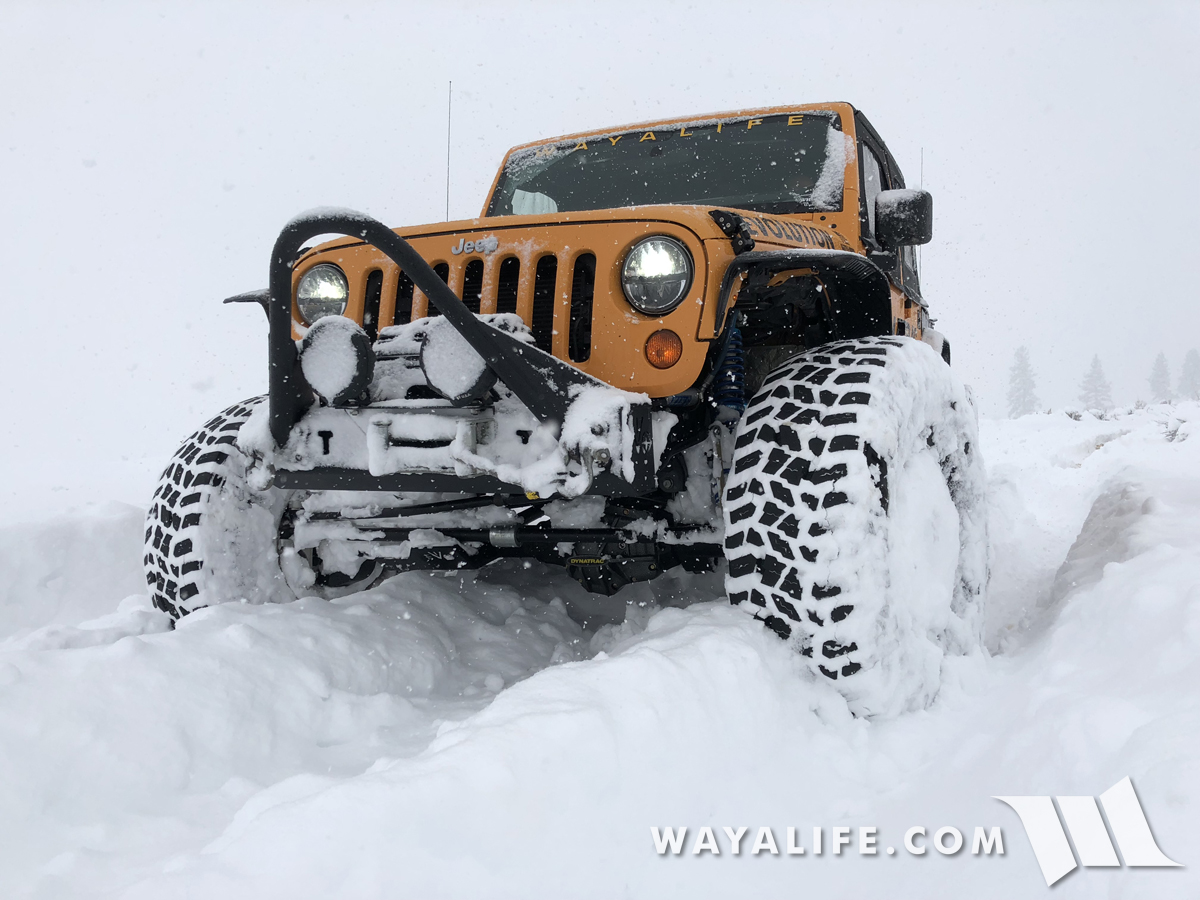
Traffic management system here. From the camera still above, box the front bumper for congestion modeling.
[248,394,660,499]
[244,208,660,500]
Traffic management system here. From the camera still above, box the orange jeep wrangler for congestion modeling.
[146,102,987,716]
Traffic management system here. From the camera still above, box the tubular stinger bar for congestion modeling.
[266,208,617,447]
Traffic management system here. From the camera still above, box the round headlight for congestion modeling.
[296,263,349,324]
[621,237,693,315]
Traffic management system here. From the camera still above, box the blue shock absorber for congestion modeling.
[714,324,746,423]
[711,323,746,505]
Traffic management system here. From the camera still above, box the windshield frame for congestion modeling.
[483,104,855,219]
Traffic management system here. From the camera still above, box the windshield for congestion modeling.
[487,112,846,217]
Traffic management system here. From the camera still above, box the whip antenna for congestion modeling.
[919,147,924,270]
[445,81,452,221]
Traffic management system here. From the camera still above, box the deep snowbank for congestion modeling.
[0,405,1196,898]
[0,502,145,640]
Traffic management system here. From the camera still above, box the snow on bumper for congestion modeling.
[366,408,494,476]
[238,383,658,500]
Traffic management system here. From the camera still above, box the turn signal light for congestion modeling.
[645,329,683,369]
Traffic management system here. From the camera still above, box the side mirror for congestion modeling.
[875,189,933,249]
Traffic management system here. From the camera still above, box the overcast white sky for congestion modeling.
[2,0,1197,512]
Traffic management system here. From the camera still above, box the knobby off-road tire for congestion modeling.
[723,337,987,717]
[144,397,295,619]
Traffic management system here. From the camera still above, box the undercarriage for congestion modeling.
[281,488,723,597]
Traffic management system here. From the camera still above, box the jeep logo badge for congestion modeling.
[450,235,499,255]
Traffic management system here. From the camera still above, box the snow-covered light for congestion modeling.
[621,237,692,315]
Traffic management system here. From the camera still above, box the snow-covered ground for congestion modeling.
[0,405,1196,898]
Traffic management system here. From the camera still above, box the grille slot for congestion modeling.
[394,271,414,326]
[568,254,595,363]
[496,257,520,315]
[363,270,383,340]
[388,237,612,362]
[531,255,558,353]
[462,258,484,314]
[427,263,450,317]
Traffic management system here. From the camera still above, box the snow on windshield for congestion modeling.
[812,127,852,210]
[488,112,847,217]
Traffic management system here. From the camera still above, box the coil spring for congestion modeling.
[714,325,745,416]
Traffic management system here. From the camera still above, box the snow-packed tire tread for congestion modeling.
[143,397,266,618]
[723,337,987,716]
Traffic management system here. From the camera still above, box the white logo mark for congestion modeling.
[996,776,1181,886]
[450,236,498,255]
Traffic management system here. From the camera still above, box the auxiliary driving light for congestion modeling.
[299,316,374,406]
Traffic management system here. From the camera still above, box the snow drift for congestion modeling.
[0,405,1196,898]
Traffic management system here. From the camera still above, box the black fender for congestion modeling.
[714,248,892,341]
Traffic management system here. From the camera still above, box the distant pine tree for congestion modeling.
[1149,352,1172,402]
[1177,349,1200,401]
[1006,346,1039,417]
[1079,356,1113,410]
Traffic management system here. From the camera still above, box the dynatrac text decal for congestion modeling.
[652,776,1182,889]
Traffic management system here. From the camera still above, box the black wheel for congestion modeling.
[723,337,987,716]
[144,397,296,618]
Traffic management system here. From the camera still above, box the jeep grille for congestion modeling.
[371,250,598,360]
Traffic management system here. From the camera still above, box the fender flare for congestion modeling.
[714,248,893,340]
